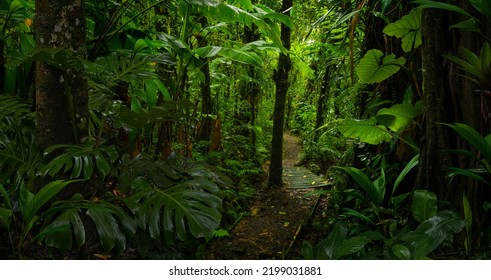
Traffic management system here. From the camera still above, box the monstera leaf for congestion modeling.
[383,9,422,52]
[39,143,118,180]
[356,49,406,84]
[131,179,222,243]
[42,198,137,255]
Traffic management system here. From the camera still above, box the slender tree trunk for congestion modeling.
[197,19,213,143]
[268,0,292,187]
[315,66,330,140]
[35,0,88,150]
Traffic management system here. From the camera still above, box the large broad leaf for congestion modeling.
[356,49,406,84]
[43,200,136,255]
[376,101,422,133]
[338,117,392,145]
[383,9,422,52]
[400,210,465,259]
[412,189,437,223]
[317,222,348,259]
[40,143,117,180]
[316,222,370,260]
[218,48,263,67]
[134,179,222,243]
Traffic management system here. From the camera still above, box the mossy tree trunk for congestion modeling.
[268,0,292,187]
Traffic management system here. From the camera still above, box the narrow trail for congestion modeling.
[204,132,329,259]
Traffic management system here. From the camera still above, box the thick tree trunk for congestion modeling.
[35,0,88,150]
[416,7,453,199]
[268,0,292,187]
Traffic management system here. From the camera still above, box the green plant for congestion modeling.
[394,210,465,259]
[0,116,40,189]
[335,153,419,210]
[42,194,137,255]
[443,123,491,184]
[0,180,73,257]
[444,42,491,90]
[301,222,371,260]
[337,101,422,146]
[39,142,118,180]
[118,155,224,244]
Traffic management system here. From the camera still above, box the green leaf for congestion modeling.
[133,179,222,243]
[469,0,491,18]
[0,207,12,228]
[94,152,110,179]
[335,166,383,207]
[194,46,222,58]
[334,236,371,259]
[416,1,473,18]
[412,189,437,223]
[450,18,480,33]
[383,9,422,52]
[393,154,420,196]
[218,48,263,66]
[0,184,12,210]
[442,123,491,163]
[449,167,490,185]
[343,208,374,225]
[318,222,347,259]
[392,244,411,260]
[402,210,465,259]
[20,180,72,223]
[377,101,422,133]
[356,49,406,84]
[381,0,393,13]
[301,240,315,259]
[86,206,127,254]
[338,117,392,145]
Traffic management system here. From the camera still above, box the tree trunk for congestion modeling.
[315,65,330,140]
[268,0,292,187]
[416,7,453,199]
[35,0,88,150]
[197,19,213,143]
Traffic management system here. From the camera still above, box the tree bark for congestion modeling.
[268,0,292,187]
[416,7,453,199]
[35,0,88,150]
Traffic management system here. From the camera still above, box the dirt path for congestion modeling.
[203,132,321,259]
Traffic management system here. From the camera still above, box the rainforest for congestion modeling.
[1,0,491,260]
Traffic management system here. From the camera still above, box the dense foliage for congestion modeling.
[1,0,491,259]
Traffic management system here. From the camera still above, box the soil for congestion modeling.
[203,132,326,259]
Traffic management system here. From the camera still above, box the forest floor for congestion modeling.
[203,132,330,259]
